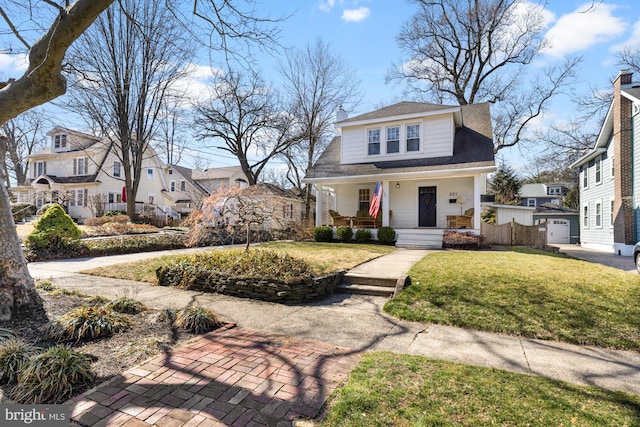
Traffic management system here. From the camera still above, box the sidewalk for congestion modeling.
[23,246,640,425]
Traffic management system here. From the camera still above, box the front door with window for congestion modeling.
[418,186,437,227]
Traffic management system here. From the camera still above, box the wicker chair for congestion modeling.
[329,209,353,227]
[354,209,379,228]
[446,208,474,229]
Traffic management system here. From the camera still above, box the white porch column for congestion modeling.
[473,174,481,229]
[382,180,390,226]
[314,184,323,226]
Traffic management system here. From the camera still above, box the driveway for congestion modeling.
[550,244,636,273]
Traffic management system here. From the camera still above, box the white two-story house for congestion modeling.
[12,127,207,223]
[571,70,640,256]
[304,101,496,248]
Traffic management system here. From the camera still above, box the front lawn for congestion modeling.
[384,248,640,351]
[321,352,640,426]
[81,242,395,283]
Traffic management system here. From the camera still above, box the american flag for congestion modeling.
[369,181,382,218]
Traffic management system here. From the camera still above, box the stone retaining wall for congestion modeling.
[156,267,344,304]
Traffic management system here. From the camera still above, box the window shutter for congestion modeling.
[85,157,90,174]
[84,189,88,207]
[73,159,77,175]
[43,162,47,175]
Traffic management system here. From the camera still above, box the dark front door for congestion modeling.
[418,186,437,227]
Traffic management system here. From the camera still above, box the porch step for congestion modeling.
[395,229,444,249]
[336,274,397,297]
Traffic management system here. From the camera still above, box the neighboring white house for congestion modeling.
[304,101,497,248]
[192,166,249,193]
[571,70,638,256]
[12,127,207,223]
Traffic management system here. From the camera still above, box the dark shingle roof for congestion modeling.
[338,101,458,124]
[46,174,99,184]
[305,102,495,181]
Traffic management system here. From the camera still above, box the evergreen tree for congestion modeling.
[490,164,521,205]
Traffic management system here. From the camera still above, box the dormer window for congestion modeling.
[367,129,380,155]
[53,133,67,150]
[406,124,420,151]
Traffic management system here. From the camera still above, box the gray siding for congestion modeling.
[580,141,615,249]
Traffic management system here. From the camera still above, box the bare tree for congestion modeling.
[193,70,300,185]
[64,0,194,218]
[0,0,283,321]
[388,0,579,153]
[278,38,362,222]
[1,110,49,187]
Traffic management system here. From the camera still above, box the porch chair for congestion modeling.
[355,209,379,228]
[446,208,474,229]
[329,209,353,227]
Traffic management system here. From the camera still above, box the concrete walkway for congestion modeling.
[550,243,636,273]
[22,246,640,425]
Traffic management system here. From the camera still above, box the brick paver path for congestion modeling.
[70,325,360,426]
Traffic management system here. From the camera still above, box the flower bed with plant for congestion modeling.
[155,249,341,304]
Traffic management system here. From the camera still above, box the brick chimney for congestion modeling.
[612,69,635,251]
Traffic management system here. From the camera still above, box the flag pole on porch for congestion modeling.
[369,181,382,218]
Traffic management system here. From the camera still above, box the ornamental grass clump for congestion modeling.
[11,345,95,404]
[43,306,131,342]
[105,297,148,314]
[0,339,39,384]
[174,306,221,334]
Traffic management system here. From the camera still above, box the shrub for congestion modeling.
[377,226,396,245]
[174,306,221,334]
[25,204,81,252]
[0,338,38,384]
[35,281,56,292]
[105,297,147,314]
[105,210,127,216]
[313,225,333,242]
[43,306,131,342]
[355,228,372,243]
[11,203,36,222]
[11,345,95,403]
[36,203,56,215]
[156,249,314,288]
[335,226,353,242]
[0,328,16,343]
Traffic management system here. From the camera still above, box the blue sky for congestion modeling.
[2,0,640,170]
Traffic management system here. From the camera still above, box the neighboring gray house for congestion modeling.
[571,70,639,256]
[519,183,569,207]
[533,202,579,244]
[304,101,496,248]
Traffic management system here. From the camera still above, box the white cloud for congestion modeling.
[318,0,336,13]
[341,6,370,22]
[542,3,627,59]
[0,53,28,77]
[613,17,640,51]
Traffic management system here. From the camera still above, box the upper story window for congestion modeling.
[527,198,536,207]
[368,129,380,155]
[147,168,153,180]
[53,133,67,150]
[582,166,588,188]
[595,158,602,184]
[33,161,46,177]
[113,161,121,177]
[386,127,399,154]
[406,124,420,152]
[75,157,87,175]
[180,180,186,192]
[611,157,615,178]
[170,180,176,192]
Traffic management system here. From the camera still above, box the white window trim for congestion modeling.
[170,180,176,192]
[595,158,602,185]
[583,167,589,189]
[76,157,87,175]
[610,156,615,180]
[595,199,602,228]
[366,128,381,157]
[527,198,536,207]
[113,161,121,178]
[582,203,589,229]
[406,123,421,152]
[180,180,186,192]
[610,197,615,228]
[147,168,154,180]
[386,126,400,155]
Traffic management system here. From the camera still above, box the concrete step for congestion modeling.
[336,283,395,297]
[342,274,397,288]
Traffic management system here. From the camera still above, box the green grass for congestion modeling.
[81,242,395,282]
[321,352,640,427]
[384,248,640,351]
